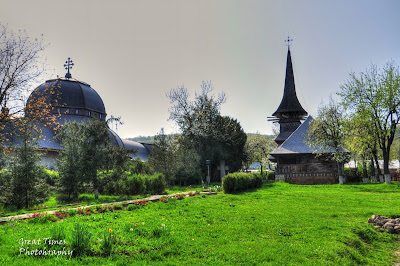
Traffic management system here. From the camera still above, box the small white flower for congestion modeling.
[130,228,133,231]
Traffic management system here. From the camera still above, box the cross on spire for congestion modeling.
[64,57,74,78]
[285,36,293,50]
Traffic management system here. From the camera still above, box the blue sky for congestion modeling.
[1,0,399,138]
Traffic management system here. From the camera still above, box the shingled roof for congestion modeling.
[270,116,348,155]
[272,49,307,118]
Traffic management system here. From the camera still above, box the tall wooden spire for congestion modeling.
[270,42,307,145]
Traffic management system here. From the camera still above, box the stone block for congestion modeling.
[383,223,395,229]
[387,226,395,234]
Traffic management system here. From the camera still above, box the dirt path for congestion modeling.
[0,191,217,225]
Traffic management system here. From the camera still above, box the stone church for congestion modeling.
[269,45,343,185]
[22,59,151,170]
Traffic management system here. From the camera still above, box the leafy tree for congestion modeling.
[174,143,202,186]
[167,81,247,181]
[345,110,381,182]
[147,128,176,185]
[211,115,247,174]
[338,61,400,183]
[245,133,274,176]
[0,24,47,137]
[307,98,350,184]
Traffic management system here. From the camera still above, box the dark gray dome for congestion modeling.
[27,78,106,115]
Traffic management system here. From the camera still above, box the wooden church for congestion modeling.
[269,42,341,185]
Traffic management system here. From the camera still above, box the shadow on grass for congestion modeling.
[342,181,400,193]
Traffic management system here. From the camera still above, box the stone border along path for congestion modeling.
[0,191,217,225]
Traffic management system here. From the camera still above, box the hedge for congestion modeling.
[266,171,275,181]
[99,172,166,196]
[222,172,263,193]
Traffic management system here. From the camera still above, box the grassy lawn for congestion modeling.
[1,182,400,265]
[0,194,148,218]
[0,184,221,218]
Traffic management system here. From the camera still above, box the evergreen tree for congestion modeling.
[5,117,49,208]
[57,119,130,200]
[56,121,84,202]
[148,128,176,185]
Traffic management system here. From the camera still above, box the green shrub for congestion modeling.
[125,174,146,195]
[113,204,123,210]
[101,231,113,255]
[36,213,58,223]
[67,209,77,217]
[43,169,59,186]
[98,172,167,196]
[123,173,166,195]
[98,170,127,195]
[126,204,142,211]
[96,205,110,213]
[344,167,362,182]
[266,171,275,181]
[70,223,92,256]
[51,226,66,239]
[222,172,263,193]
[146,173,166,194]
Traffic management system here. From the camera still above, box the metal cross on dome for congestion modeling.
[64,57,74,78]
[285,36,293,49]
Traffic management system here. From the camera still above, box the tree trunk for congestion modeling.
[382,149,391,184]
[260,164,263,177]
[362,160,368,183]
[372,149,383,182]
[370,158,377,182]
[94,177,99,199]
[338,161,344,185]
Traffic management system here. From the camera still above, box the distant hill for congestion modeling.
[127,136,156,144]
[247,133,275,140]
[128,133,274,144]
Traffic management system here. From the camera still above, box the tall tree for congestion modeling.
[245,133,273,176]
[0,24,47,132]
[345,110,381,182]
[57,119,129,200]
[307,97,350,184]
[212,116,247,173]
[56,121,84,202]
[338,61,400,183]
[147,128,177,185]
[167,81,246,181]
[5,116,49,208]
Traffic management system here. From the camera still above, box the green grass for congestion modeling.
[0,194,148,218]
[1,182,400,264]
